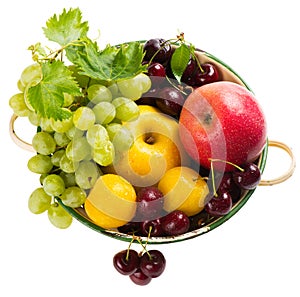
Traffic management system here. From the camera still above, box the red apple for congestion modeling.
[179,81,267,171]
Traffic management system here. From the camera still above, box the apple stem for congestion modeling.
[209,158,244,172]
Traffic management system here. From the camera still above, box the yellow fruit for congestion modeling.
[84,174,136,229]
[158,166,209,216]
[106,105,190,187]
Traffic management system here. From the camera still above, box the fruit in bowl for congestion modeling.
[9,8,269,286]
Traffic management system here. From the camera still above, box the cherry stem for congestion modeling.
[210,159,218,197]
[125,236,135,261]
[209,158,244,172]
[209,158,244,197]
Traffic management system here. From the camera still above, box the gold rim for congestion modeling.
[9,114,34,152]
[259,140,296,186]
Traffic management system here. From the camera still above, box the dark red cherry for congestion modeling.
[193,63,219,86]
[141,218,165,237]
[136,186,164,221]
[218,172,242,203]
[143,38,172,64]
[156,87,185,117]
[129,268,152,286]
[161,210,190,236]
[205,191,233,217]
[181,58,198,86]
[140,250,166,278]
[113,249,140,275]
[233,163,261,190]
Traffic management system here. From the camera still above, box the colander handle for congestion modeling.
[259,140,295,186]
[9,114,34,152]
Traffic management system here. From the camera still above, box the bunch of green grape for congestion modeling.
[9,63,152,229]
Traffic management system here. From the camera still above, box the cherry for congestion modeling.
[147,62,166,77]
[181,58,198,86]
[129,268,152,286]
[136,186,164,221]
[143,38,172,64]
[113,249,140,275]
[217,172,242,203]
[193,63,219,86]
[156,86,185,117]
[161,210,190,236]
[136,87,158,106]
[205,191,233,217]
[140,250,166,278]
[141,218,164,237]
[117,221,141,235]
[181,59,219,87]
[233,162,261,190]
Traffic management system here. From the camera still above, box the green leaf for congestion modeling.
[28,61,82,120]
[43,8,89,46]
[67,40,147,83]
[170,43,191,82]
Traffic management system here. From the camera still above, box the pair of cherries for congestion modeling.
[113,249,166,286]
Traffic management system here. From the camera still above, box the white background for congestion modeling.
[1,0,299,296]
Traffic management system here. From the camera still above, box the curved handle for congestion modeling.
[259,140,296,186]
[9,114,34,152]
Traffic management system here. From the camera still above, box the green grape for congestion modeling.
[51,149,65,167]
[43,174,65,196]
[75,160,101,190]
[32,131,56,155]
[106,123,134,152]
[20,63,42,87]
[54,132,70,147]
[51,113,74,133]
[112,97,140,122]
[9,93,31,117]
[73,106,95,130]
[28,111,41,126]
[28,187,52,214]
[59,172,77,187]
[86,124,109,149]
[65,126,84,140]
[117,78,141,101]
[28,154,53,174]
[92,141,115,166]
[60,186,86,208]
[93,101,116,125]
[107,82,121,98]
[59,153,78,173]
[66,137,91,162]
[39,173,48,185]
[87,84,112,103]
[17,79,25,92]
[39,117,54,132]
[117,73,151,100]
[134,73,151,94]
[47,202,73,229]
[63,93,74,107]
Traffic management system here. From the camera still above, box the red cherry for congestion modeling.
[129,268,152,286]
[140,250,166,278]
[113,249,140,275]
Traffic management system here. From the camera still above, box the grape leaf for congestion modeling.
[28,61,82,120]
[43,8,89,46]
[170,43,191,82]
[67,40,147,82]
